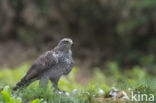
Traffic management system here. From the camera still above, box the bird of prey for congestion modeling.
[13,38,74,92]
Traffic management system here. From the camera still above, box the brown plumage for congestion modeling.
[13,38,74,92]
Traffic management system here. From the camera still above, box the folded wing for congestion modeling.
[13,51,58,90]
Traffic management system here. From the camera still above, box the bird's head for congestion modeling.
[57,38,73,50]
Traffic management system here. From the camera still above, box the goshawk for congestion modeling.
[13,38,74,92]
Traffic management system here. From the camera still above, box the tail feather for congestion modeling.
[13,76,37,91]
[13,77,28,90]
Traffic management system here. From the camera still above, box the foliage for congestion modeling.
[0,63,155,103]
[0,86,22,103]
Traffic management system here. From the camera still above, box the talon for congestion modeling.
[57,91,64,94]
[54,89,66,94]
[60,90,66,93]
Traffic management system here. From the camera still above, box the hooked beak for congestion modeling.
[70,40,74,47]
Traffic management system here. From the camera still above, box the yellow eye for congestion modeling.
[64,40,69,44]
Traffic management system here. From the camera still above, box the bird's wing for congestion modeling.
[24,51,58,81]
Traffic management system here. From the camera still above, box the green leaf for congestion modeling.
[31,99,39,103]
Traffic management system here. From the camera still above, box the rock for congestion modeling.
[112,87,119,92]
[72,89,78,94]
[128,88,132,91]
[65,92,70,96]
[99,89,105,95]
[109,91,118,97]
[109,87,130,101]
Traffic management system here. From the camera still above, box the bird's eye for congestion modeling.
[64,41,69,44]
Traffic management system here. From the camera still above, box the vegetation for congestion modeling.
[0,63,155,103]
[0,0,156,102]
